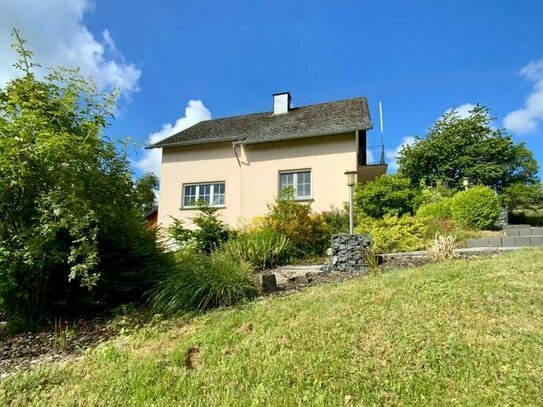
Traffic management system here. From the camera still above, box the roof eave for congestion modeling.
[146,137,240,149]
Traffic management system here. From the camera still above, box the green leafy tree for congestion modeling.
[397,105,539,192]
[353,174,421,219]
[134,172,159,216]
[0,30,169,326]
[501,182,543,211]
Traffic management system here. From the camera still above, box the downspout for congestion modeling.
[232,143,241,167]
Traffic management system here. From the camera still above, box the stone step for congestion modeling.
[467,236,543,248]
[502,224,531,230]
[505,227,543,236]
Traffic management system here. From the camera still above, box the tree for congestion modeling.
[353,174,421,219]
[501,182,543,211]
[397,105,539,192]
[0,30,169,327]
[134,172,159,216]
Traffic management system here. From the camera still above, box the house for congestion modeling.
[148,92,386,228]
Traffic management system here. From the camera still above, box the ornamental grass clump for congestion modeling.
[151,251,259,314]
[222,228,291,271]
[428,233,457,262]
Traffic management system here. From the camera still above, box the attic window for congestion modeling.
[279,170,311,200]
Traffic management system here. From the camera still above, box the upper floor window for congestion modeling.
[183,182,225,208]
[279,170,311,200]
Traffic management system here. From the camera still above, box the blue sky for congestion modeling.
[1,0,542,178]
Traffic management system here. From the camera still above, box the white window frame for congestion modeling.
[278,169,312,200]
[182,182,225,208]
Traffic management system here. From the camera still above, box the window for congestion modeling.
[183,182,225,208]
[279,170,311,199]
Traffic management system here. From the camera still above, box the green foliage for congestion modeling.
[134,173,158,216]
[0,30,168,326]
[191,204,232,253]
[353,174,421,219]
[168,204,232,254]
[355,214,430,253]
[4,250,543,406]
[265,190,329,257]
[451,186,500,230]
[416,198,453,220]
[151,251,259,314]
[221,228,291,271]
[397,105,539,192]
[508,209,543,227]
[501,182,543,211]
[319,208,350,234]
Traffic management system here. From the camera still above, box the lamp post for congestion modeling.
[463,177,469,191]
[345,170,357,235]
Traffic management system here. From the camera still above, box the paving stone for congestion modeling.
[467,238,488,248]
[505,229,520,237]
[531,227,543,236]
[514,236,530,247]
[529,236,543,246]
[501,237,516,247]
[487,237,502,247]
[518,229,532,236]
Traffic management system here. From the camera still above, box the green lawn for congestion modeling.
[2,250,543,406]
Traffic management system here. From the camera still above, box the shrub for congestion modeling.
[319,208,350,234]
[265,190,329,257]
[222,228,291,271]
[168,204,233,254]
[355,215,429,253]
[151,251,259,314]
[451,186,499,230]
[416,198,453,220]
[354,174,421,219]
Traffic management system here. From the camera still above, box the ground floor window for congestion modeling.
[183,182,225,208]
[279,170,311,199]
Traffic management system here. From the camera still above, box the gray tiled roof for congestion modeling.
[148,97,372,149]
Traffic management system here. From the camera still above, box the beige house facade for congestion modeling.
[150,93,386,229]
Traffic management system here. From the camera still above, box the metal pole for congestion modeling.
[349,185,354,234]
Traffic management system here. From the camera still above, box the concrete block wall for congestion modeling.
[466,226,543,248]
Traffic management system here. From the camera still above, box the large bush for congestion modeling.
[355,215,430,253]
[151,251,259,314]
[354,174,421,219]
[0,32,169,327]
[319,208,350,234]
[265,190,329,257]
[450,186,499,230]
[416,198,453,220]
[222,228,291,271]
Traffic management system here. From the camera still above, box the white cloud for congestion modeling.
[504,58,543,135]
[134,100,212,176]
[0,0,140,96]
[385,136,416,171]
[447,103,477,119]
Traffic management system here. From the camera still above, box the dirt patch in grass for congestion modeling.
[0,318,115,377]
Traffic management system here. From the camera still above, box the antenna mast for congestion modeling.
[378,101,385,164]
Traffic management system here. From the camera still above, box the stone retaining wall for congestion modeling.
[327,234,371,272]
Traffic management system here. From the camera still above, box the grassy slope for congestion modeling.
[2,250,543,406]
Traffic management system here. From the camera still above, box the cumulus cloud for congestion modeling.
[0,0,140,96]
[385,136,416,171]
[134,100,212,176]
[504,58,543,135]
[447,103,477,119]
